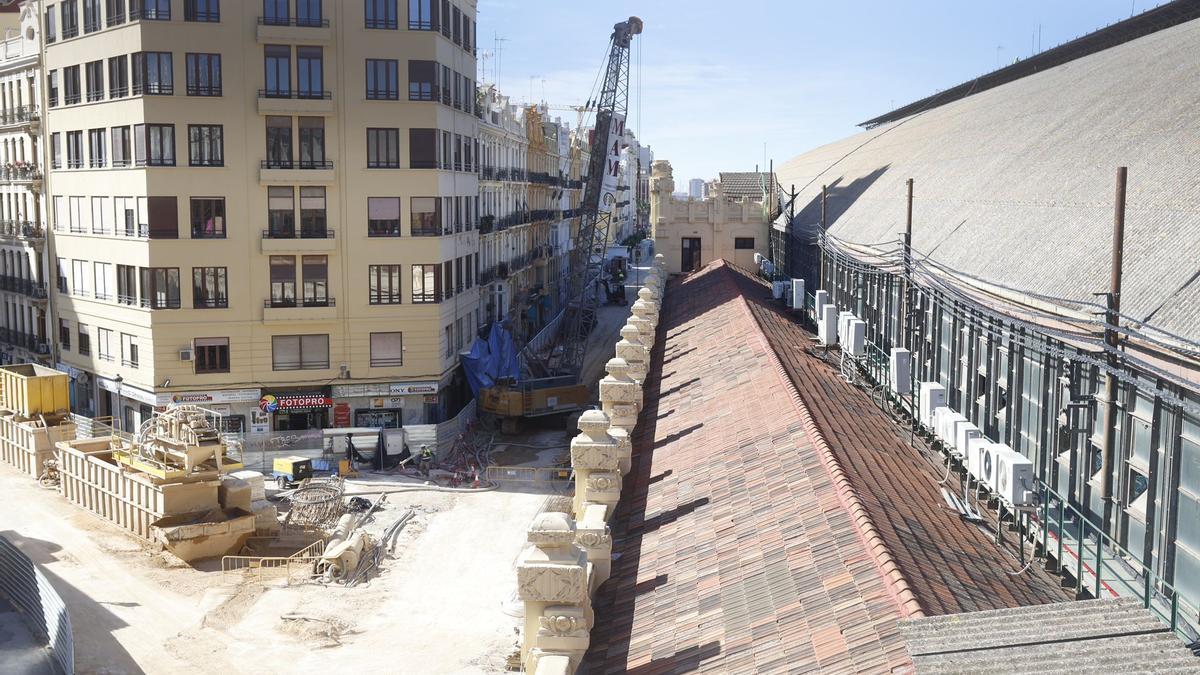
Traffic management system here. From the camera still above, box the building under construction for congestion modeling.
[769,0,1200,635]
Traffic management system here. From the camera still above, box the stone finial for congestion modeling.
[637,287,654,303]
[616,324,648,384]
[570,407,622,517]
[600,357,642,415]
[631,299,658,331]
[517,511,590,673]
[527,511,577,548]
[628,314,654,348]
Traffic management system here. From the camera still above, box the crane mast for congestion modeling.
[554,16,643,378]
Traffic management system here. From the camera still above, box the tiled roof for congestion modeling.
[718,171,779,201]
[584,261,913,674]
[777,17,1200,341]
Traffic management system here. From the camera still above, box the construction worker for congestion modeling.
[418,444,435,477]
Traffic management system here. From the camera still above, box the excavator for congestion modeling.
[479,16,644,433]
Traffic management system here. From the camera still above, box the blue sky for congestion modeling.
[477,0,1153,184]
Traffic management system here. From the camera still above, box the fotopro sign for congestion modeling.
[258,393,334,413]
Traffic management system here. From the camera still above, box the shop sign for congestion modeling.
[423,394,439,404]
[259,393,333,413]
[55,363,86,380]
[157,388,261,407]
[389,382,438,396]
[370,397,406,409]
[96,376,158,406]
[333,403,352,428]
[331,383,390,398]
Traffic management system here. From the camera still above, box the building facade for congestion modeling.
[0,4,49,367]
[45,0,480,431]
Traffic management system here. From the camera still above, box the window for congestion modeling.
[366,127,399,168]
[296,47,324,98]
[116,264,137,304]
[185,53,221,96]
[262,0,288,25]
[302,256,328,306]
[116,197,140,236]
[121,333,138,368]
[146,196,179,239]
[299,187,327,237]
[296,0,323,26]
[265,116,292,167]
[84,0,101,32]
[464,15,473,52]
[78,324,91,356]
[134,124,175,165]
[298,117,325,168]
[132,52,173,95]
[439,0,449,37]
[108,56,129,98]
[267,186,295,237]
[194,337,230,373]
[61,0,79,38]
[409,128,436,169]
[367,0,398,29]
[88,128,106,168]
[365,59,398,99]
[272,334,329,370]
[66,131,84,168]
[56,257,68,292]
[97,328,113,362]
[63,65,81,104]
[85,60,104,101]
[59,319,71,350]
[134,0,171,20]
[439,65,450,104]
[184,0,219,22]
[71,259,89,297]
[51,133,61,169]
[188,125,224,166]
[734,237,755,250]
[454,257,463,293]
[444,324,452,358]
[49,70,59,107]
[106,0,126,26]
[139,267,181,308]
[111,126,131,166]
[190,198,225,238]
[408,60,436,101]
[451,6,461,44]
[269,255,296,305]
[46,7,57,43]
[368,197,401,236]
[69,197,86,233]
[442,263,453,300]
[412,263,440,303]
[410,197,440,236]
[264,45,290,96]
[94,262,112,300]
[368,265,402,304]
[92,197,111,234]
[193,267,227,308]
[408,0,433,30]
[370,332,403,367]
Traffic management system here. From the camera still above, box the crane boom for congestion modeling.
[554,16,643,378]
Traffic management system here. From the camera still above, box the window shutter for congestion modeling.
[147,196,178,239]
[370,332,403,366]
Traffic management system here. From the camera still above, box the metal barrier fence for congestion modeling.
[0,536,73,674]
[220,538,327,586]
[486,465,573,484]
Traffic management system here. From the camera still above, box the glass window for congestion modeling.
[146,196,178,239]
[132,52,173,95]
[296,0,322,26]
[84,0,102,32]
[262,0,289,25]
[88,128,106,167]
[61,0,79,38]
[407,0,433,30]
[265,115,292,167]
[133,123,175,166]
[297,47,324,98]
[298,117,325,168]
[408,60,436,101]
[135,0,171,20]
[97,328,112,361]
[188,125,224,166]
[85,60,104,101]
[299,186,326,237]
[409,128,436,169]
[734,237,755,249]
[78,324,91,356]
[370,332,403,367]
[46,7,57,43]
[368,197,401,236]
[184,0,219,22]
[365,59,398,99]
[48,70,59,107]
[195,337,230,373]
[108,56,129,98]
[190,198,225,238]
[116,265,137,304]
[111,126,132,166]
[66,131,83,168]
[59,319,71,350]
[270,255,296,305]
[106,0,126,26]
[410,197,440,236]
[63,65,81,104]
[185,53,222,96]
[121,333,139,368]
[267,186,294,237]
[301,255,328,306]
[272,334,329,370]
[368,0,398,29]
[368,265,402,304]
[264,45,291,97]
[366,127,400,168]
[412,263,440,303]
[192,267,228,308]
[139,267,181,309]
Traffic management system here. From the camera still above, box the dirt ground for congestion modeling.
[0,461,549,674]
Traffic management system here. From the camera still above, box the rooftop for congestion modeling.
[585,261,1077,672]
[718,171,779,201]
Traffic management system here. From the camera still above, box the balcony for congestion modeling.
[259,159,335,185]
[530,209,562,223]
[0,164,42,186]
[260,228,337,253]
[0,328,46,355]
[0,221,45,244]
[256,15,333,44]
[263,297,337,322]
[0,105,39,130]
[0,276,48,301]
[257,89,335,116]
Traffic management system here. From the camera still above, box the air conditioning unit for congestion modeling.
[919,382,946,426]
[818,304,838,345]
[178,348,194,361]
[938,410,969,457]
[955,422,983,462]
[837,311,855,344]
[771,280,789,301]
[791,278,805,312]
[973,442,1007,490]
[846,319,866,358]
[965,436,990,480]
[994,446,1035,507]
[889,348,911,395]
[931,406,951,444]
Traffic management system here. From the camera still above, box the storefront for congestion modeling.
[96,376,157,432]
[155,388,261,433]
[331,381,439,427]
[55,363,94,417]
[258,388,334,431]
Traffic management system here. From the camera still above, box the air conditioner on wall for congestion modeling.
[818,304,838,345]
[955,422,983,461]
[919,382,947,427]
[938,410,969,458]
[994,446,1035,507]
[965,436,991,481]
[846,319,866,358]
[889,348,911,395]
[179,348,193,361]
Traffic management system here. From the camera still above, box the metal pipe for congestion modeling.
[1100,167,1127,524]
[902,179,914,351]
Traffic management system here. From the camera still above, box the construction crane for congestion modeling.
[479,16,644,432]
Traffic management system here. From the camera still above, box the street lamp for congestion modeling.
[114,374,123,431]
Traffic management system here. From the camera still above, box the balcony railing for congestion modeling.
[260,159,334,170]
[262,227,336,239]
[0,105,39,126]
[264,297,335,309]
[0,276,48,299]
[0,328,44,353]
[0,221,44,241]
[258,16,330,27]
[258,88,332,100]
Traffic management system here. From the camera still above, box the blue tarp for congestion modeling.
[463,322,521,397]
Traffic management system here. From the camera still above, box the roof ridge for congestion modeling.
[718,266,926,621]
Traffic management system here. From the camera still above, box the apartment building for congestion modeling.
[45,0,480,432]
[476,84,526,328]
[0,4,50,367]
